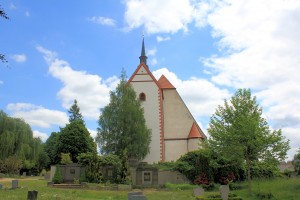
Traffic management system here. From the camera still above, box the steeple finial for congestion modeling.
[139,33,147,65]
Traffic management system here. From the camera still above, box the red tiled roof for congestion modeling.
[158,75,175,89]
[188,122,203,139]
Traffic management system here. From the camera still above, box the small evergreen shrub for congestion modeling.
[52,167,63,184]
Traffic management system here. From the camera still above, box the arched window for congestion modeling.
[139,92,146,101]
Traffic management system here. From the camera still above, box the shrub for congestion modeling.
[79,169,87,183]
[194,173,210,185]
[175,150,212,183]
[52,167,63,184]
[202,183,215,191]
[256,192,274,199]
[229,182,245,190]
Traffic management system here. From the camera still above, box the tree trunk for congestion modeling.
[246,158,252,196]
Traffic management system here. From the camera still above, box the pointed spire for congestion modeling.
[139,33,148,65]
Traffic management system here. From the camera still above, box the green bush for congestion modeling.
[52,167,63,184]
[202,182,215,191]
[229,182,245,190]
[79,169,87,183]
[198,193,242,200]
[256,192,274,199]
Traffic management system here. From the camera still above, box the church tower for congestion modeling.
[128,38,206,163]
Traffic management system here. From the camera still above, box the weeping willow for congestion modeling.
[0,110,43,170]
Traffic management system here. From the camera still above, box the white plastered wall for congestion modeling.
[163,89,194,139]
[164,140,188,161]
[130,66,161,163]
[188,138,200,152]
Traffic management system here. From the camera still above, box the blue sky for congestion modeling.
[1,0,299,160]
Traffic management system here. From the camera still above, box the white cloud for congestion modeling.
[153,68,231,118]
[197,0,300,159]
[25,11,30,17]
[11,54,26,63]
[150,58,157,66]
[147,48,156,56]
[156,36,171,43]
[88,16,116,26]
[124,0,194,34]
[7,103,68,128]
[36,45,119,120]
[0,80,3,85]
[33,130,49,142]
[88,128,97,139]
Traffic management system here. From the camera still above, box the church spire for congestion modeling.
[139,34,148,65]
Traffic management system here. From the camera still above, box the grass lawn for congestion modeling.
[0,177,299,199]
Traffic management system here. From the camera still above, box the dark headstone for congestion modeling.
[12,180,18,189]
[130,195,147,200]
[27,190,38,200]
[0,184,3,189]
[128,192,143,200]
[220,185,229,200]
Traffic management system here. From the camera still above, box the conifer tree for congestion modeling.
[68,99,84,123]
[97,70,151,160]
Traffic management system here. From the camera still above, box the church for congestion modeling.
[128,38,206,163]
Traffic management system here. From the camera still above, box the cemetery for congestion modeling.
[1,6,299,199]
[0,175,300,199]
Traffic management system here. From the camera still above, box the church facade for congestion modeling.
[128,38,206,163]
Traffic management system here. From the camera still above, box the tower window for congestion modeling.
[139,93,146,101]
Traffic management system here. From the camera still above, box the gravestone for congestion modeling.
[130,195,147,200]
[219,185,229,200]
[0,184,3,189]
[193,187,204,197]
[23,172,27,176]
[12,180,18,189]
[128,191,144,200]
[27,190,38,200]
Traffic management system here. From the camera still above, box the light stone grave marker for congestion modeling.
[220,185,229,200]
[193,187,204,197]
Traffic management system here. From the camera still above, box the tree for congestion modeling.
[57,120,96,163]
[60,153,73,164]
[44,132,60,166]
[208,89,290,193]
[2,155,22,174]
[294,148,300,175]
[97,70,151,160]
[0,5,9,63]
[68,99,84,123]
[0,110,44,173]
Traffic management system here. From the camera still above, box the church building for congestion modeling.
[128,38,206,163]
